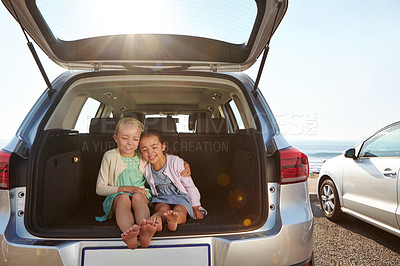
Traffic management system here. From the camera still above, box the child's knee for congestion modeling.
[154,203,170,212]
[115,193,128,201]
[113,194,131,208]
[131,193,147,203]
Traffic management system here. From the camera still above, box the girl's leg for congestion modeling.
[151,203,172,231]
[114,194,135,232]
[130,193,150,222]
[163,205,187,231]
[113,194,139,249]
[131,193,157,248]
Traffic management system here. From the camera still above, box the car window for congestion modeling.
[228,100,245,130]
[36,0,257,44]
[74,98,101,133]
[359,124,400,158]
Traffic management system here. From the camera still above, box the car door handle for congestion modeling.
[382,169,397,177]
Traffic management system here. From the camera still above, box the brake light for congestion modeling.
[0,150,11,189]
[279,146,309,184]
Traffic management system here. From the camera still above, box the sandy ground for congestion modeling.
[308,172,318,194]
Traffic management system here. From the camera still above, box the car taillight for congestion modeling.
[279,146,309,184]
[0,150,11,189]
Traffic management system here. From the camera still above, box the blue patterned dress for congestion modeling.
[95,154,151,222]
[150,163,195,219]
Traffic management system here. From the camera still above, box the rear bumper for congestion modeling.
[1,221,313,266]
[0,182,313,266]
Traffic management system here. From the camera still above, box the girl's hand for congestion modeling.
[181,161,191,177]
[193,206,204,220]
[118,186,147,195]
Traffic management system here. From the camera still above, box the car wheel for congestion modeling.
[319,179,342,221]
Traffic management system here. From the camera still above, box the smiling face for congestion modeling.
[113,124,142,157]
[140,134,166,169]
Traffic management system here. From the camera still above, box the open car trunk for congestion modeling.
[25,72,268,238]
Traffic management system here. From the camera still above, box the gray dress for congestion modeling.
[150,163,195,219]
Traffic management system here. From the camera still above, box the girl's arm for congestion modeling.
[174,157,207,217]
[173,157,202,207]
[180,176,201,207]
[117,186,147,195]
[96,153,119,196]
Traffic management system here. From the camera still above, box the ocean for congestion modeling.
[290,140,359,173]
[0,138,357,173]
[0,139,9,149]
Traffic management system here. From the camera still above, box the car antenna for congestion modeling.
[252,1,283,99]
[8,1,56,99]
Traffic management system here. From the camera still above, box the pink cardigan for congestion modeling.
[143,154,204,209]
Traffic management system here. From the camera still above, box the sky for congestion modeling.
[1,0,399,142]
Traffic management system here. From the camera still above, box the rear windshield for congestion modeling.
[37,0,257,44]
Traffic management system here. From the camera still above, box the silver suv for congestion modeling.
[0,0,313,265]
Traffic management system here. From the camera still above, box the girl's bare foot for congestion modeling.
[121,224,139,249]
[139,219,157,248]
[150,215,163,231]
[163,210,179,231]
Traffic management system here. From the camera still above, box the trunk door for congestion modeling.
[3,0,287,71]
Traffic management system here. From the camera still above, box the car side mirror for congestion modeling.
[344,148,356,159]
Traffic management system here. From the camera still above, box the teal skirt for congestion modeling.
[95,192,128,222]
[95,192,151,222]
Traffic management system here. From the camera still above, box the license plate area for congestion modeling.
[82,244,210,266]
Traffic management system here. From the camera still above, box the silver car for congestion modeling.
[318,121,400,237]
[0,0,313,265]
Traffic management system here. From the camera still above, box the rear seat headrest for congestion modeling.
[144,116,177,134]
[123,112,145,123]
[195,116,227,134]
[189,112,210,130]
[89,118,120,134]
